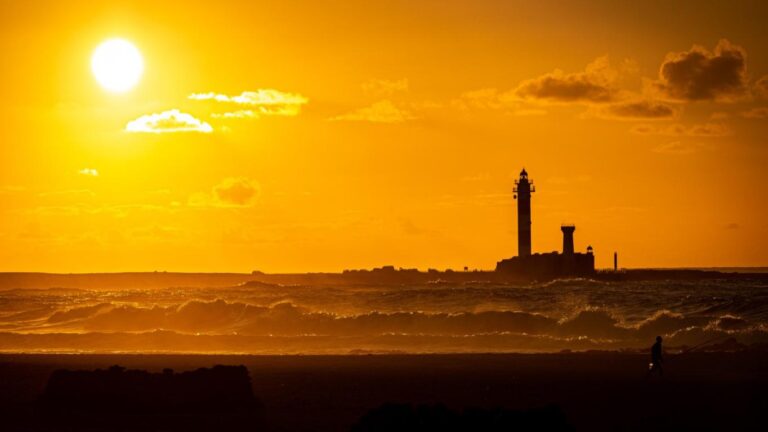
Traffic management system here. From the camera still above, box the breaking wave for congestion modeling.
[1,278,767,353]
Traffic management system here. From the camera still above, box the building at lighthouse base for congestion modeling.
[495,249,594,278]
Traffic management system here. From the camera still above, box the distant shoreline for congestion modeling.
[2,266,767,275]
[1,267,767,290]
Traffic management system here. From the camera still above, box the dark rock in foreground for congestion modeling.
[352,403,572,431]
[39,364,261,430]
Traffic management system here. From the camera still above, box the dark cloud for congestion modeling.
[597,100,678,120]
[515,57,617,104]
[213,177,260,207]
[652,39,748,102]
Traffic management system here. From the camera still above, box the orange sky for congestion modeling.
[1,0,767,272]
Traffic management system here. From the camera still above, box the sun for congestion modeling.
[91,38,144,93]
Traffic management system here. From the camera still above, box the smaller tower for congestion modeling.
[614,252,618,271]
[561,224,575,255]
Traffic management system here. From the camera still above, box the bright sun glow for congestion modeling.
[91,38,143,92]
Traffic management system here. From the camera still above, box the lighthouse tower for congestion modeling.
[513,168,535,257]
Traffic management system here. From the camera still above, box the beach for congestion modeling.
[1,351,766,430]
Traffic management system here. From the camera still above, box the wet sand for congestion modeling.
[1,352,766,431]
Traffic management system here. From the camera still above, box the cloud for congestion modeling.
[362,79,409,96]
[652,141,710,155]
[130,225,183,240]
[214,177,260,206]
[740,107,768,119]
[461,172,491,182]
[125,109,213,133]
[452,88,511,110]
[631,122,731,137]
[755,75,768,99]
[189,177,260,208]
[188,89,308,116]
[546,175,591,185]
[26,203,173,218]
[210,110,258,119]
[592,100,678,120]
[436,193,515,208]
[512,108,547,116]
[37,189,96,199]
[78,168,99,177]
[650,39,748,102]
[329,100,416,123]
[514,57,618,104]
[0,186,25,195]
[450,89,546,116]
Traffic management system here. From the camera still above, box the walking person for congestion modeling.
[648,336,664,377]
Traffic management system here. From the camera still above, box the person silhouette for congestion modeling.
[648,335,663,377]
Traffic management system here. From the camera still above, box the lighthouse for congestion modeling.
[497,167,595,277]
[513,168,535,257]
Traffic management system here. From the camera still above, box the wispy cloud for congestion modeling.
[0,186,25,195]
[652,141,711,155]
[329,100,416,123]
[546,175,591,185]
[26,203,174,218]
[452,88,512,110]
[450,89,547,116]
[37,189,96,199]
[755,75,768,99]
[129,225,183,240]
[362,78,409,96]
[740,107,768,119]
[188,89,308,116]
[461,172,492,182]
[631,122,731,137]
[77,168,99,177]
[436,193,515,208]
[125,109,213,133]
[210,110,258,119]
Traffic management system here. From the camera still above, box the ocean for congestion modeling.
[1,277,766,354]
